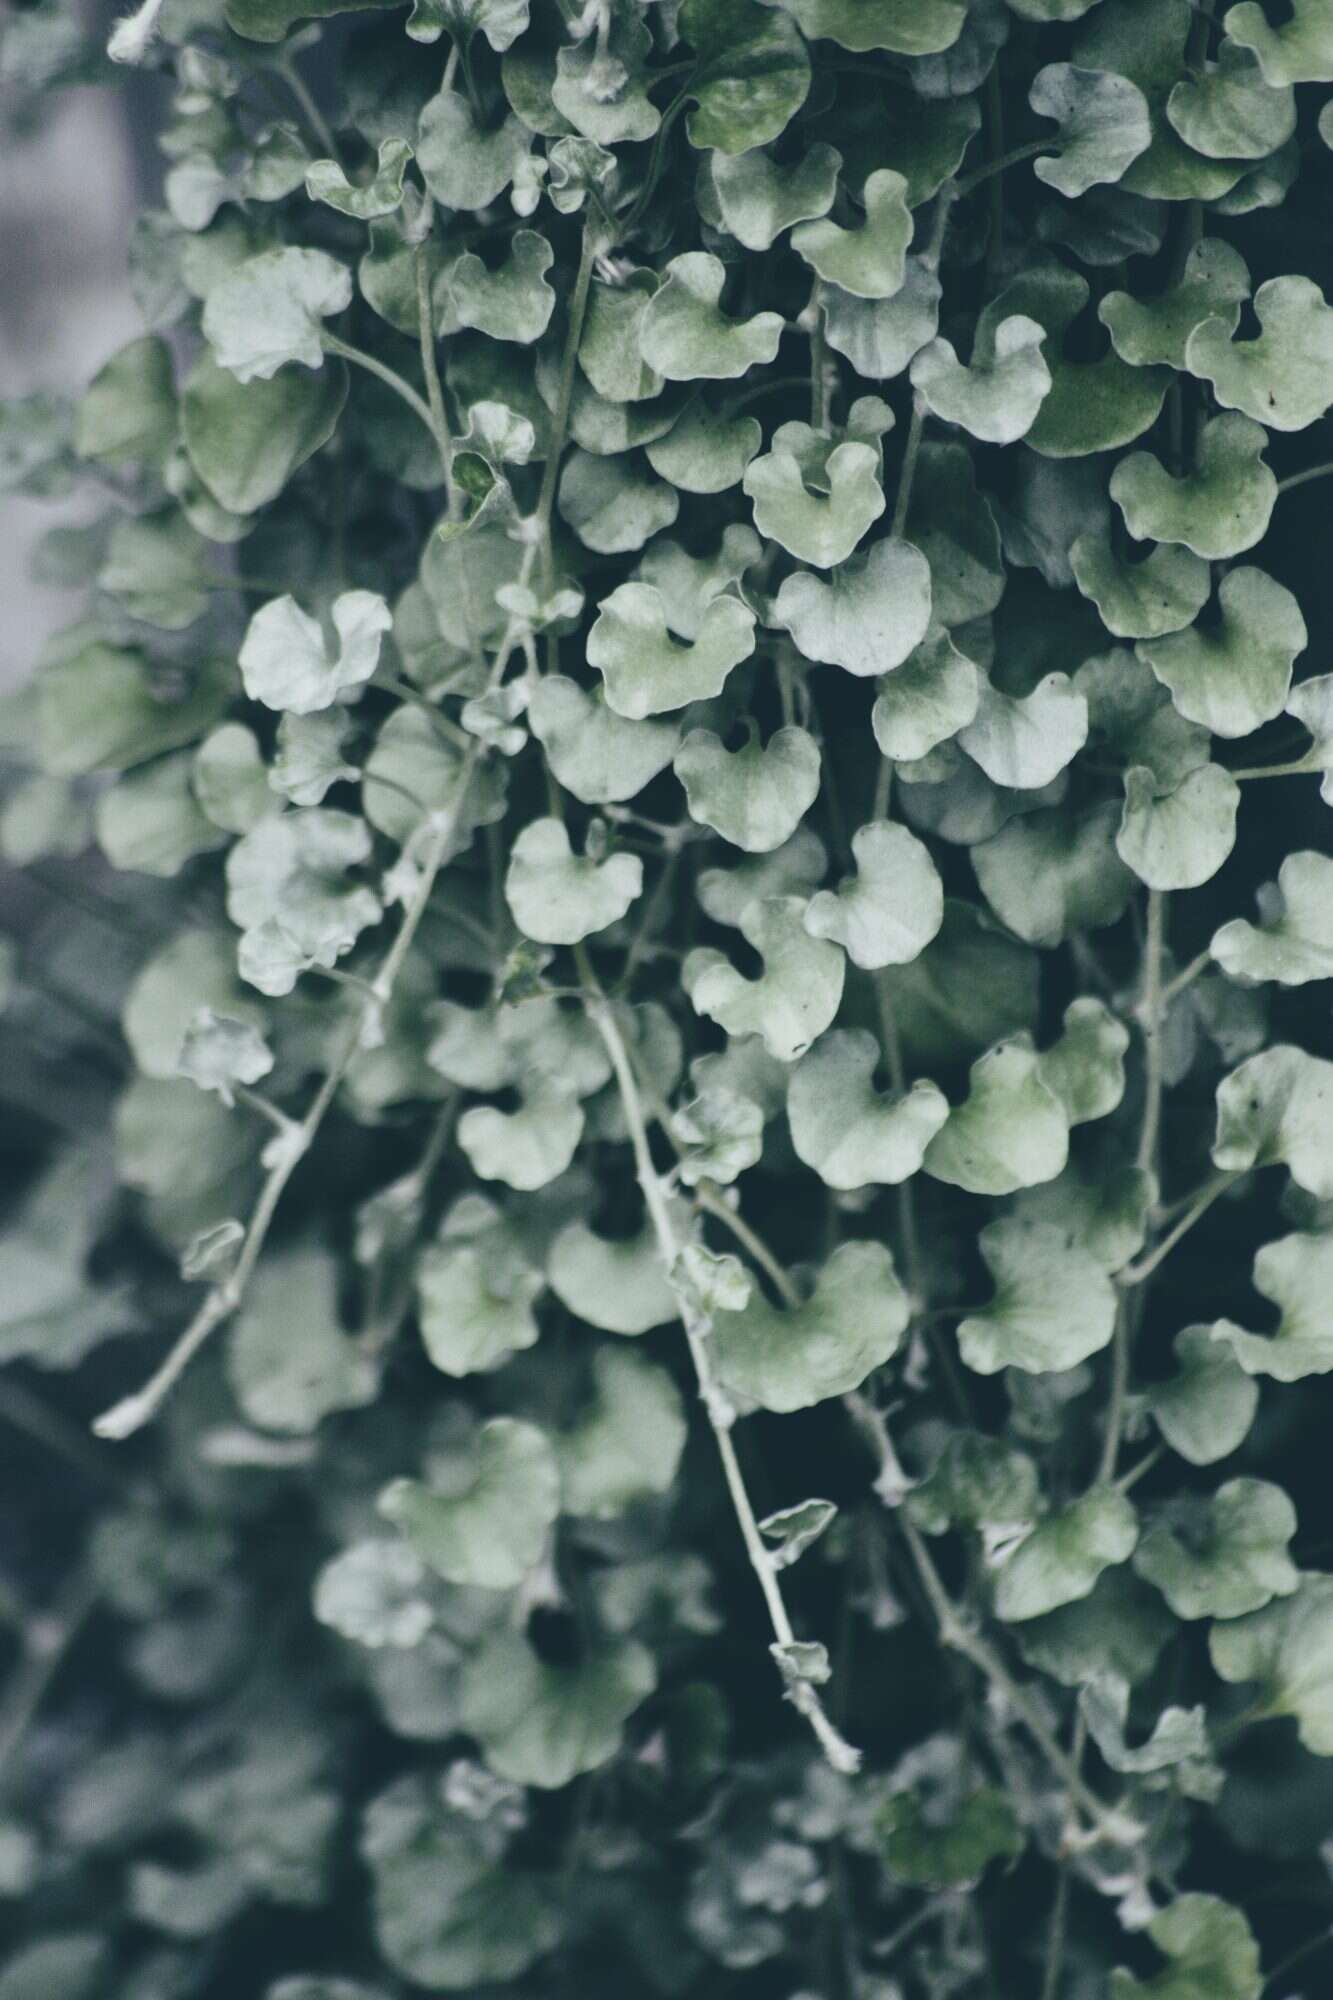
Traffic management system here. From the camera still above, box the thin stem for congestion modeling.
[1096,1301,1131,1486]
[276,57,340,163]
[729,372,816,415]
[693,1182,801,1309]
[810,302,831,429]
[415,213,459,515]
[1231,753,1321,782]
[955,140,1047,198]
[1161,946,1211,1006]
[1038,1865,1072,2000]
[1262,1921,1333,1995]
[0,1565,99,1788]
[579,961,859,1775]
[0,1377,137,1496]
[321,332,439,441]
[534,222,598,584]
[1136,889,1166,1177]
[891,395,928,544]
[1278,459,1333,497]
[1116,1441,1167,1493]
[1116,1171,1241,1289]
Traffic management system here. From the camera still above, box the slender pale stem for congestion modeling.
[1231,754,1321,782]
[1161,946,1211,1005]
[955,140,1046,197]
[277,57,340,164]
[0,1565,99,1786]
[580,966,860,1775]
[1117,1172,1241,1289]
[1136,890,1166,1177]
[693,1182,801,1309]
[535,222,597,581]
[415,211,458,514]
[322,332,439,440]
[1278,459,1333,497]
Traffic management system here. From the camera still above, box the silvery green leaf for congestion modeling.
[551,8,659,143]
[713,1239,908,1411]
[684,895,845,1063]
[1217,1230,1333,1381]
[1166,37,1294,159]
[1079,1675,1210,1775]
[182,349,347,516]
[203,249,352,383]
[428,998,610,1098]
[758,0,967,55]
[1010,1159,1153,1272]
[907,1431,1040,1536]
[925,1040,1068,1197]
[459,1631,655,1788]
[404,0,528,46]
[959,671,1087,790]
[527,675,679,804]
[905,443,1005,626]
[1029,63,1151,197]
[787,1029,948,1188]
[638,525,762,640]
[1038,997,1129,1125]
[240,590,391,715]
[973,799,1135,947]
[792,169,913,300]
[674,725,820,854]
[759,1499,837,1569]
[306,138,411,218]
[1069,528,1210,641]
[1,391,75,498]
[1186,276,1333,433]
[1224,0,1333,84]
[75,335,176,468]
[230,1246,375,1434]
[460,399,536,466]
[1110,1895,1261,2000]
[416,1203,543,1375]
[1134,1478,1298,1621]
[177,1008,274,1105]
[770,1638,831,1686]
[872,628,981,761]
[363,705,507,848]
[416,87,528,210]
[557,449,679,553]
[673,1085,765,1187]
[1111,413,1276,560]
[226,808,381,995]
[547,1218,676,1334]
[744,436,885,568]
[1100,236,1251,369]
[1217,1580,1333,1778]
[270,708,355,807]
[678,0,812,155]
[96,752,228,879]
[587,581,755,718]
[193,724,270,834]
[639,253,784,382]
[504,817,641,945]
[312,1540,433,1650]
[1213,1045,1333,1198]
[957,1215,1117,1372]
[458,1072,584,1191]
[378,1417,559,1589]
[1073,0,1247,201]
[123,928,263,1080]
[711,143,841,251]
[446,230,555,345]
[1212,852,1333,986]
[821,259,942,381]
[97,509,209,631]
[803,820,943,969]
[1117,763,1240,892]
[1285,673,1333,804]
[1139,566,1304,738]
[993,1489,1138,1621]
[1077,642,1212,786]
[1018,1569,1172,1688]
[578,274,663,403]
[773,536,932,677]
[697,826,828,928]
[645,398,762,493]
[878,899,1039,1071]
[910,316,1051,445]
[557,1345,687,1518]
[1149,1325,1259,1463]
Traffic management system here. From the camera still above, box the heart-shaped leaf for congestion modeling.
[993,1489,1138,1621]
[925,1039,1069,1196]
[645,398,763,493]
[1101,237,1251,370]
[1167,38,1294,160]
[459,1631,655,1788]
[557,450,679,554]
[416,1205,543,1375]
[417,87,529,211]
[1212,1045,1333,1198]
[239,591,391,715]
[675,725,820,854]
[306,138,412,219]
[787,1029,948,1188]
[1186,276,1333,433]
[711,142,841,251]
[445,230,555,345]
[1070,528,1211,640]
[587,581,756,718]
[178,1008,274,1106]
[1212,852,1333,987]
[680,0,812,154]
[1111,413,1276,560]
[959,672,1088,790]
[758,0,967,55]
[1224,0,1333,85]
[639,254,784,383]
[1215,1231,1333,1382]
[1134,1478,1298,1621]
[1111,1896,1261,2000]
[547,1219,676,1334]
[1150,1325,1260,1464]
[504,817,642,945]
[1029,63,1152,198]
[1117,763,1240,891]
[458,1072,585,1191]
[910,316,1052,445]
[1038,996,1129,1126]
[638,525,762,639]
[230,1246,375,1434]
[557,1345,687,1518]
[378,1417,559,1589]
[203,249,351,383]
[905,442,1005,625]
[803,819,943,968]
[745,434,886,567]
[697,825,828,927]
[684,895,845,1062]
[773,536,932,676]
[1209,1574,1333,1756]
[821,259,942,381]
[712,1239,909,1411]
[872,628,982,760]
[226,809,381,995]
[1138,566,1304,738]
[182,349,348,516]
[1074,0,1249,202]
[957,1215,1118,1373]
[792,169,913,300]
[674,1083,766,1187]
[527,676,680,804]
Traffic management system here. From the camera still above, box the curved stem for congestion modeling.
[1277,459,1333,497]
[955,139,1047,198]
[276,56,340,164]
[1116,1171,1241,1289]
[415,214,458,514]
[534,222,598,582]
[321,332,439,441]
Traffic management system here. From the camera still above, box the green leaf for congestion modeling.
[821,260,942,381]
[684,895,846,1063]
[674,1084,765,1187]
[527,675,679,803]
[973,799,1135,947]
[1118,763,1240,892]
[957,1215,1118,1374]
[1134,1477,1298,1621]
[416,87,529,211]
[1079,1673,1211,1776]
[306,138,412,218]
[1212,851,1333,987]
[680,0,812,155]
[0,392,75,499]
[908,1431,1041,1536]
[446,230,556,345]
[504,817,642,944]
[994,1489,1138,1621]
[1187,276,1333,433]
[1167,38,1294,160]
[378,1417,559,1589]
[757,0,967,56]
[225,808,381,995]
[203,249,351,383]
[1112,413,1275,561]
[909,315,1052,445]
[1018,1569,1173,1688]
[76,336,176,468]
[959,670,1088,789]
[587,581,756,719]
[547,1218,676,1334]
[879,1778,1023,1887]
[1149,1324,1260,1463]
[579,274,664,403]
[872,627,981,760]
[759,1498,837,1569]
[123,928,263,1080]
[1211,1572,1333,1754]
[803,819,943,968]
[240,590,391,714]
[1029,63,1152,198]
[792,169,913,300]
[96,751,227,879]
[193,723,271,833]
[645,398,763,493]
[1101,237,1251,370]
[697,825,827,927]
[556,1345,687,1517]
[674,725,820,854]
[181,349,346,516]
[878,900,1039,1071]
[1070,527,1211,640]
[1213,1045,1333,1197]
[271,708,357,806]
[551,9,660,143]
[416,1202,543,1375]
[460,1630,655,1788]
[1074,0,1248,201]
[1224,0,1333,85]
[1038,996,1129,1125]
[639,254,784,382]
[638,524,763,639]
[97,509,210,631]
[713,1239,909,1412]
[557,449,679,554]
[458,1072,584,1191]
[1141,566,1305,739]
[773,535,932,677]
[711,143,841,251]
[177,1007,274,1105]
[405,0,529,47]
[744,433,885,568]
[904,442,1005,626]
[1110,1894,1261,2000]
[1216,1230,1333,1382]
[230,1246,375,1434]
[787,1029,948,1188]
